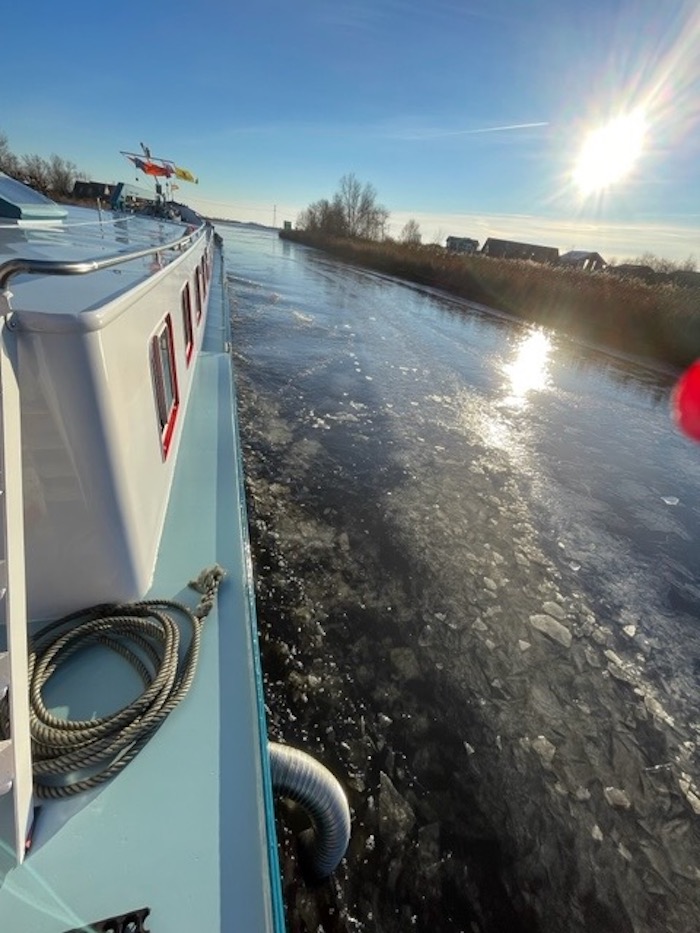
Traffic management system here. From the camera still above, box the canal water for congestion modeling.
[222,223,700,933]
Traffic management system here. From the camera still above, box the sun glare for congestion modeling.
[502,329,552,407]
[573,110,646,195]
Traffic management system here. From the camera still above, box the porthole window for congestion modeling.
[151,314,179,457]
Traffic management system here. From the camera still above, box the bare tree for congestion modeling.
[337,173,389,239]
[400,218,421,245]
[338,173,363,236]
[46,153,79,196]
[0,132,20,178]
[20,153,51,193]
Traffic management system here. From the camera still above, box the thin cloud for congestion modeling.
[389,121,549,141]
[452,121,549,135]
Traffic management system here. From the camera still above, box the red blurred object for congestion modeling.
[673,361,700,441]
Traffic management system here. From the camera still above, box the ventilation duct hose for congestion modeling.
[269,742,351,880]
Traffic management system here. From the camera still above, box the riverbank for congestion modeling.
[279,230,700,370]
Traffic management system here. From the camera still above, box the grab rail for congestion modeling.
[0,222,206,291]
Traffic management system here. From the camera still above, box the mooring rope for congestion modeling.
[0,566,225,799]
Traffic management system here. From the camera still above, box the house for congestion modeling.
[559,250,607,272]
[481,237,559,264]
[446,236,479,254]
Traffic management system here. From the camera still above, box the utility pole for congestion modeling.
[273,204,277,228]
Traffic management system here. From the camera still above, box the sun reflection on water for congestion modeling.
[502,329,553,407]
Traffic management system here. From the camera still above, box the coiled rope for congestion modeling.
[0,566,225,799]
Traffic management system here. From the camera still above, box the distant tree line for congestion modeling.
[0,130,86,197]
[621,251,697,273]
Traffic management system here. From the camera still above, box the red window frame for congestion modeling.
[200,257,208,299]
[204,247,212,288]
[195,266,203,323]
[150,314,179,458]
[182,282,194,365]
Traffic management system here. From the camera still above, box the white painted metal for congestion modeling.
[0,301,33,864]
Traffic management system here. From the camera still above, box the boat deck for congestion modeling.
[0,243,285,931]
[2,207,195,315]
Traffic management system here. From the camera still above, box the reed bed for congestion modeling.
[280,230,700,369]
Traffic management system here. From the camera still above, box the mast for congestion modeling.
[141,142,163,206]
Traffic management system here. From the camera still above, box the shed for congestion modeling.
[559,250,607,272]
[446,236,479,254]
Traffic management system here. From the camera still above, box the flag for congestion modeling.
[141,160,173,178]
[174,165,198,184]
[127,155,172,177]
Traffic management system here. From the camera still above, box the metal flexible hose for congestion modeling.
[1,566,224,799]
[269,742,351,879]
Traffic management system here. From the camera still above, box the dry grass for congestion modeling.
[281,231,700,369]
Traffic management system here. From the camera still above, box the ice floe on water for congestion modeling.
[227,226,700,933]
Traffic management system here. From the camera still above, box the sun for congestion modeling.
[573,110,646,195]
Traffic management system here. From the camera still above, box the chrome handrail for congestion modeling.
[0,223,206,291]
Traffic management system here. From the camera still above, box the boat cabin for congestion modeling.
[0,185,214,619]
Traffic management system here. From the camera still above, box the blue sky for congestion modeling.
[4,0,700,260]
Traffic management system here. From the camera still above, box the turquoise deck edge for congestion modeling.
[218,237,287,932]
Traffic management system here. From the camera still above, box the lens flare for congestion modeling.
[672,360,700,442]
[573,110,646,195]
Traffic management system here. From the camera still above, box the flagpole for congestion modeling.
[140,143,160,206]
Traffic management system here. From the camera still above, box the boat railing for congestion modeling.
[0,311,33,864]
[0,221,206,291]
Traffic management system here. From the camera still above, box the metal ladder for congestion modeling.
[0,304,33,864]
